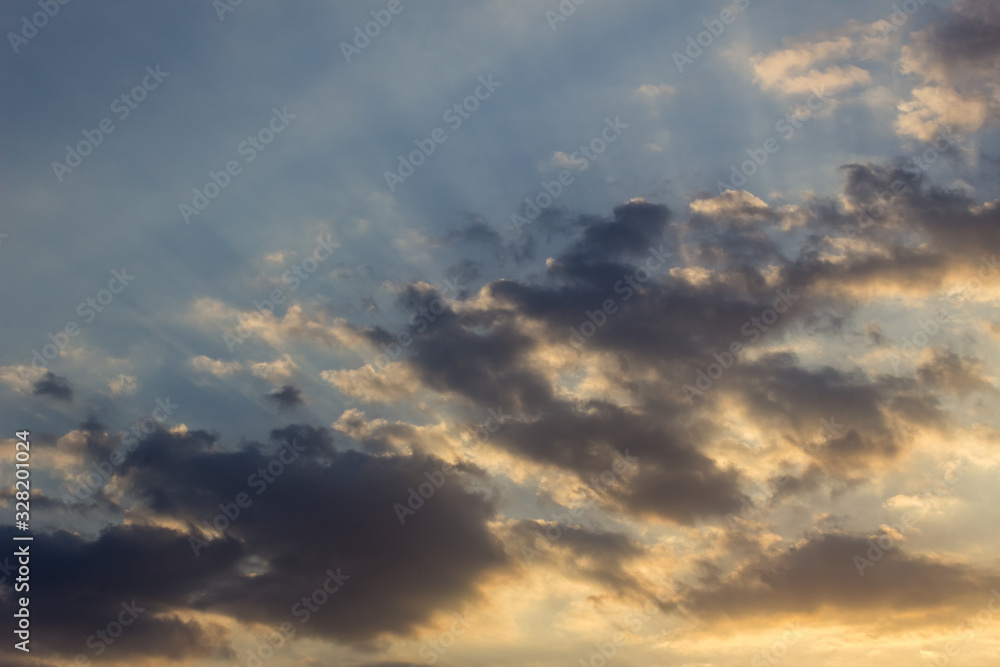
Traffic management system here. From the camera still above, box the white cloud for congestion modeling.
[189,355,243,378]
[249,354,299,384]
[108,373,137,396]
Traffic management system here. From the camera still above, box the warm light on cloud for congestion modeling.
[108,373,138,395]
[249,354,300,384]
[189,355,243,378]
[896,85,989,141]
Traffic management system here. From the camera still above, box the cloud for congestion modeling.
[39,425,510,649]
[108,373,138,396]
[723,352,916,475]
[771,65,872,97]
[345,202,751,523]
[186,299,369,353]
[688,190,772,220]
[837,162,1000,262]
[0,523,239,662]
[916,347,997,397]
[550,151,582,170]
[249,354,299,384]
[896,0,1000,139]
[32,371,73,402]
[676,532,1000,626]
[507,520,647,595]
[189,355,243,378]
[322,364,424,403]
[264,384,305,411]
[749,22,888,98]
[634,83,675,101]
[896,85,990,142]
[751,37,854,89]
[0,365,37,394]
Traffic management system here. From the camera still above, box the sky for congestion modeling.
[1,0,1000,665]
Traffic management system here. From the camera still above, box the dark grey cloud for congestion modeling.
[785,161,999,297]
[492,402,745,523]
[917,347,997,397]
[918,0,1000,71]
[728,353,902,463]
[361,182,995,521]
[558,200,674,268]
[348,201,753,523]
[348,165,998,528]
[0,523,240,663]
[39,424,507,653]
[376,302,750,523]
[0,422,506,662]
[675,532,1000,623]
[685,197,785,269]
[32,371,72,402]
[265,384,304,411]
[509,520,646,595]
